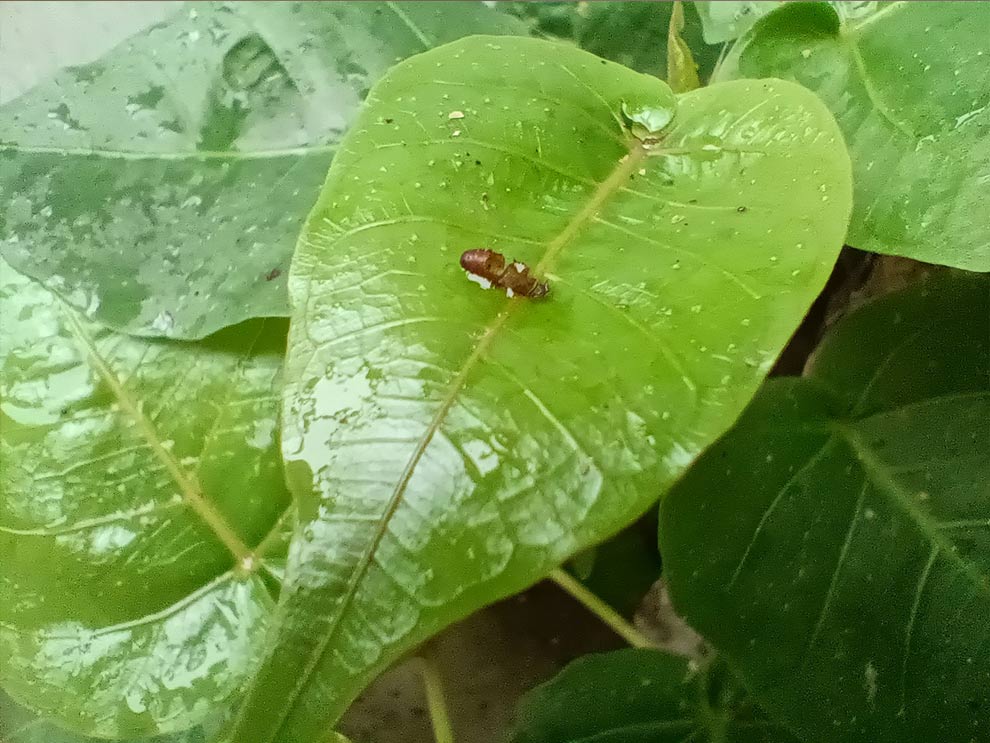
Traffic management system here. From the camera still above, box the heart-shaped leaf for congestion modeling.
[660,272,990,742]
[0,2,528,339]
[0,260,291,738]
[511,649,799,743]
[715,1,990,270]
[226,35,852,742]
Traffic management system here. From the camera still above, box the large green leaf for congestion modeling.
[0,260,292,739]
[0,1,527,339]
[715,1,990,271]
[225,35,852,742]
[510,649,799,743]
[660,272,990,742]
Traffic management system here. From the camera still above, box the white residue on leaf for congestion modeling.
[864,661,878,707]
[663,442,698,471]
[151,310,175,333]
[248,418,276,450]
[467,273,492,290]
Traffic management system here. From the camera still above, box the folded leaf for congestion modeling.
[0,2,528,339]
[228,35,852,742]
[661,272,990,742]
[715,1,990,270]
[0,261,291,738]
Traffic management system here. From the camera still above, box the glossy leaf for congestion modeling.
[226,35,852,742]
[715,1,990,270]
[660,272,990,742]
[0,260,292,738]
[511,649,799,743]
[0,2,527,339]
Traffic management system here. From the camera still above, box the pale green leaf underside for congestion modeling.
[716,1,990,270]
[227,35,851,742]
[511,649,799,743]
[0,2,527,339]
[0,261,291,738]
[661,273,990,742]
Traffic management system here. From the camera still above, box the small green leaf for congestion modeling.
[0,261,291,738]
[511,649,799,743]
[227,35,851,742]
[715,1,990,270]
[667,1,703,94]
[0,2,528,339]
[660,272,990,742]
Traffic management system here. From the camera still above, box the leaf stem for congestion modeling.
[414,655,455,743]
[549,568,653,648]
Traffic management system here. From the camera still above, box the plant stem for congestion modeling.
[549,567,653,648]
[414,655,455,743]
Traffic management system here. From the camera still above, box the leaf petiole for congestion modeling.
[548,568,653,648]
[414,655,456,743]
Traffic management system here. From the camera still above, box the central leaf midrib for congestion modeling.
[58,300,251,564]
[259,142,649,739]
[837,425,989,595]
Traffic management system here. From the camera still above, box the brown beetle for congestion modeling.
[459,249,549,299]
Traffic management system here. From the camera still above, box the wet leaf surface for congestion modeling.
[225,35,852,742]
[0,2,527,339]
[661,272,990,742]
[715,1,990,270]
[0,260,291,738]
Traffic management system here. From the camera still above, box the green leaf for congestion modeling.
[226,34,851,742]
[667,1,703,93]
[510,649,799,743]
[0,260,292,738]
[0,2,528,339]
[694,1,782,44]
[660,272,990,742]
[714,1,990,270]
